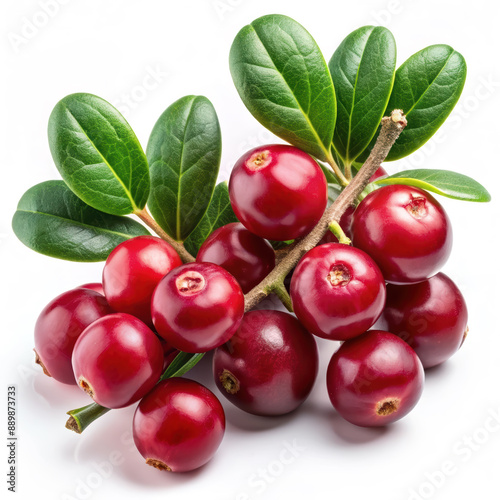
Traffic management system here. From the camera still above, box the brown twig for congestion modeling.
[244,110,407,312]
[135,208,195,263]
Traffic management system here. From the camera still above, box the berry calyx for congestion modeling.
[351,185,452,284]
[326,330,425,427]
[151,262,244,353]
[291,243,386,341]
[213,310,318,416]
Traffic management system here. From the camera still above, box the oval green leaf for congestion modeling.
[374,169,491,202]
[329,26,396,164]
[147,96,222,241]
[48,93,150,216]
[183,182,238,257]
[385,45,466,161]
[12,181,150,261]
[230,14,336,162]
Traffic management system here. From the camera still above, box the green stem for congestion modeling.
[326,152,350,187]
[269,281,293,312]
[328,221,351,245]
[65,403,110,434]
[344,161,353,182]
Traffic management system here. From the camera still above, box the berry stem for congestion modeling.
[268,281,294,312]
[244,110,407,312]
[135,208,195,263]
[326,152,349,187]
[65,403,110,434]
[328,221,351,245]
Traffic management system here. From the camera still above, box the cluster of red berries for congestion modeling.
[33,144,468,472]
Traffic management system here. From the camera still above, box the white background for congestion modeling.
[1,1,500,499]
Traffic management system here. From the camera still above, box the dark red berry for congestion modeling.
[197,222,275,293]
[78,283,104,295]
[151,262,244,353]
[291,243,386,341]
[377,273,468,368]
[34,288,113,385]
[133,378,225,472]
[72,313,164,409]
[229,144,327,241]
[213,310,318,416]
[327,330,424,427]
[102,236,182,326]
[351,185,452,284]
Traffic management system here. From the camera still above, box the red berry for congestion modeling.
[351,185,452,284]
[34,288,113,385]
[213,310,318,416]
[72,313,164,409]
[133,378,225,472]
[291,243,386,341]
[197,222,275,293]
[151,262,244,353]
[327,330,424,427]
[369,166,388,182]
[78,283,104,295]
[228,144,327,240]
[377,273,468,368]
[102,236,182,326]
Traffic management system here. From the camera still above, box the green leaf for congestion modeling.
[329,26,396,164]
[374,169,491,202]
[327,183,343,206]
[183,182,238,257]
[160,352,205,380]
[230,14,336,162]
[48,93,150,215]
[12,181,150,262]
[319,161,341,185]
[147,96,222,241]
[384,45,466,161]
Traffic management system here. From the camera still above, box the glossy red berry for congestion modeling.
[197,222,275,293]
[151,262,244,353]
[78,283,104,295]
[228,144,327,241]
[327,330,424,427]
[34,288,113,385]
[72,313,164,409]
[377,273,468,368]
[102,236,182,326]
[291,243,386,341]
[133,378,225,472]
[213,310,318,416]
[351,185,452,284]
